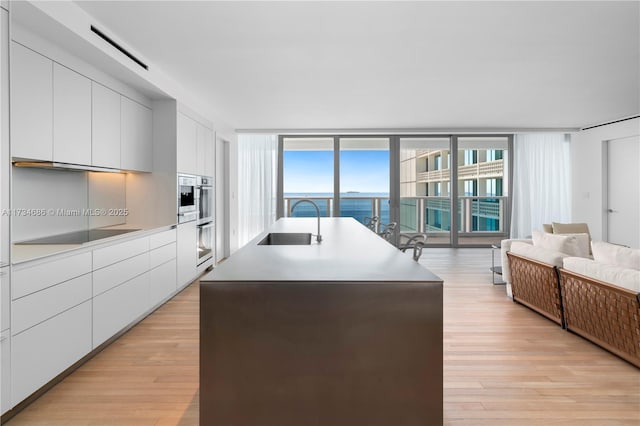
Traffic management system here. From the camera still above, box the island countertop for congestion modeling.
[201,217,442,283]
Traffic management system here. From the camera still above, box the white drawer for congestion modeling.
[149,242,176,269]
[12,252,92,299]
[149,259,176,307]
[93,236,149,270]
[11,301,91,406]
[93,252,149,296]
[93,271,149,348]
[149,228,176,250]
[1,266,9,331]
[12,273,92,335]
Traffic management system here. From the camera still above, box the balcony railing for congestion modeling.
[416,159,504,183]
[284,195,507,235]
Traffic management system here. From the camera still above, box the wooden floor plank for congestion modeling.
[6,248,640,425]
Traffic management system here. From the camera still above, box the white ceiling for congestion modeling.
[75,1,639,131]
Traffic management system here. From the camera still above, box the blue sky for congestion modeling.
[284,150,389,193]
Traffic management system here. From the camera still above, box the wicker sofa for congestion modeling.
[559,254,640,368]
[506,242,568,326]
[504,238,640,368]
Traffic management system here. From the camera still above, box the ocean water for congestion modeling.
[285,193,390,225]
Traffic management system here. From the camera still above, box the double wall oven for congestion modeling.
[178,174,215,267]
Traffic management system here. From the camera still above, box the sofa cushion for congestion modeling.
[591,241,640,271]
[563,257,640,292]
[552,222,592,253]
[542,223,553,233]
[511,241,568,267]
[532,230,588,257]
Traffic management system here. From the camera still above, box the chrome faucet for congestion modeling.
[290,199,323,243]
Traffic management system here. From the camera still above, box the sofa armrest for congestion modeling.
[501,239,532,285]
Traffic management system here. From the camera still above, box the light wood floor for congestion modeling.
[6,249,640,425]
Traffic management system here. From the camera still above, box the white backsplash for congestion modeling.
[12,167,126,242]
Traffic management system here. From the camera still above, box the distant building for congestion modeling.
[399,147,506,234]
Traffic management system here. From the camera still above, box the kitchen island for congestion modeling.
[200,217,443,426]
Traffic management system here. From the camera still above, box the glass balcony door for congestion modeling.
[339,138,390,227]
[399,137,452,246]
[456,136,510,246]
[281,137,335,217]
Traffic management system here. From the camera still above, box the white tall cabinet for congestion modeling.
[177,111,214,177]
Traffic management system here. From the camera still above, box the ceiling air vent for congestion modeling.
[90,25,148,71]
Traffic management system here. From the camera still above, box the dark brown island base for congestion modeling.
[200,217,443,426]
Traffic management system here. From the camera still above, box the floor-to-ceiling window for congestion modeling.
[281,137,334,217]
[278,134,512,247]
[456,136,510,246]
[399,137,452,245]
[339,138,390,225]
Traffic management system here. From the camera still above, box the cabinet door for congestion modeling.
[11,42,53,160]
[177,113,197,174]
[1,329,10,414]
[121,97,152,172]
[93,271,149,348]
[53,63,91,164]
[204,129,215,178]
[92,82,120,168]
[196,123,207,176]
[11,301,91,405]
[1,267,8,332]
[149,258,177,307]
[177,221,197,287]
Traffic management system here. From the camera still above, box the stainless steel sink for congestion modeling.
[258,233,312,245]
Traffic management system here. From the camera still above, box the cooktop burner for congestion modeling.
[17,229,141,245]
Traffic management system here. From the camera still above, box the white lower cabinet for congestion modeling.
[12,273,91,335]
[8,228,181,409]
[177,221,197,288]
[93,252,149,296]
[93,272,150,348]
[11,301,91,405]
[1,329,10,414]
[149,259,177,307]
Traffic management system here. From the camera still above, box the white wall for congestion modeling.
[571,117,640,241]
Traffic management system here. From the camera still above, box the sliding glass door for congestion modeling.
[456,136,510,246]
[278,134,512,247]
[281,137,334,217]
[339,138,390,225]
[399,137,451,245]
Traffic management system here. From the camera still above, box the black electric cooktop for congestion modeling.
[17,229,141,245]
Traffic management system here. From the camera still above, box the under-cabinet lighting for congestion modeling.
[12,161,124,173]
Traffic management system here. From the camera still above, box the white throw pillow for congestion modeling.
[591,241,640,271]
[532,230,584,257]
[511,241,568,267]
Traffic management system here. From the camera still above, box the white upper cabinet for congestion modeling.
[204,128,215,178]
[197,124,215,177]
[121,96,152,172]
[91,82,120,169]
[53,63,91,165]
[196,123,206,176]
[11,42,53,160]
[177,112,197,175]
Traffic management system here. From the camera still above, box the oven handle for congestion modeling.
[198,222,215,229]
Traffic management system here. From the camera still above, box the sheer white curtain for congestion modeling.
[237,134,278,247]
[510,133,572,238]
